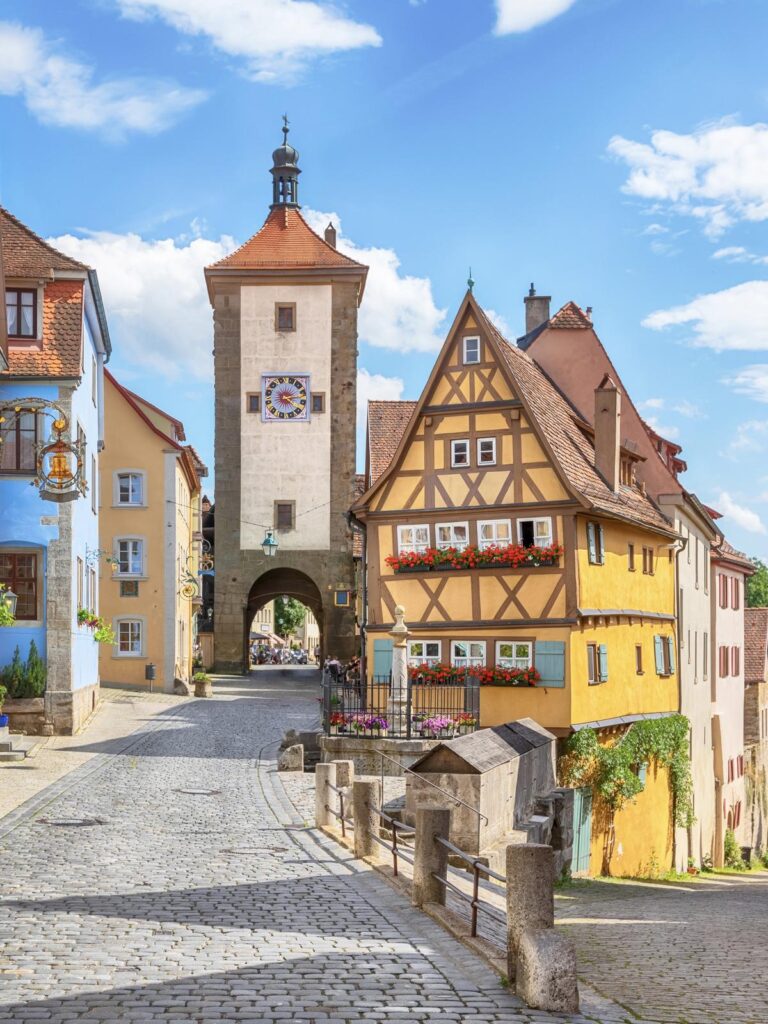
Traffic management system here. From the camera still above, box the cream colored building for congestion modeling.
[99,371,207,691]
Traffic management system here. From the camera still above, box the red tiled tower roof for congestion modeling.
[549,301,593,329]
[209,206,365,271]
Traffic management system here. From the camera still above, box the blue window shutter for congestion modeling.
[598,644,608,682]
[587,523,596,563]
[654,635,664,674]
[372,639,393,679]
[534,641,566,688]
[638,762,648,786]
[597,525,604,563]
[666,636,676,675]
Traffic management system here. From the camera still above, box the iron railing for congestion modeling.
[433,836,507,938]
[322,670,480,740]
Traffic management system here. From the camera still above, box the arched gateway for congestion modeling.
[206,124,367,673]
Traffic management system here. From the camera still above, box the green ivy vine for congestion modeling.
[560,714,694,829]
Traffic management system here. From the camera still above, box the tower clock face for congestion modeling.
[262,374,310,421]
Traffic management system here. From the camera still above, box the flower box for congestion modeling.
[386,542,563,574]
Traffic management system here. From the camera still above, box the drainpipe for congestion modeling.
[668,534,687,868]
[346,509,367,683]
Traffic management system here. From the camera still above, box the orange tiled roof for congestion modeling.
[0,206,87,277]
[4,279,83,379]
[714,536,754,571]
[745,608,768,684]
[209,206,366,270]
[367,400,417,484]
[549,301,592,330]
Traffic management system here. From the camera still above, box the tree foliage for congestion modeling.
[747,558,768,608]
[0,585,15,627]
[274,597,306,638]
[560,715,694,828]
[0,641,47,699]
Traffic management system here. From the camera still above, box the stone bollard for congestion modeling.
[332,759,355,791]
[277,743,304,772]
[352,779,381,861]
[412,806,451,908]
[506,843,579,1013]
[315,762,338,828]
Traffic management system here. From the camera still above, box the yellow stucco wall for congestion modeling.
[589,760,675,877]
[576,516,675,615]
[99,376,199,690]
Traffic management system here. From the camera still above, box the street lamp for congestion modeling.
[261,529,279,557]
[3,588,17,617]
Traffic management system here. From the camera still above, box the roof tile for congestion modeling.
[0,205,87,277]
[209,206,366,270]
[4,279,83,378]
[745,608,768,684]
[367,400,417,484]
[549,301,592,330]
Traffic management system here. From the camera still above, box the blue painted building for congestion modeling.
[0,206,110,733]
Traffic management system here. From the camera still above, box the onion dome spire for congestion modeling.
[270,115,301,209]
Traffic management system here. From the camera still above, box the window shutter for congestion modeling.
[587,523,596,562]
[666,636,676,675]
[534,641,566,688]
[598,644,608,682]
[372,639,394,679]
[596,524,604,563]
[654,635,663,674]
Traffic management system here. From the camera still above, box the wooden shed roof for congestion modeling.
[410,718,555,774]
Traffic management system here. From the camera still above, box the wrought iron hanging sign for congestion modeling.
[0,398,86,503]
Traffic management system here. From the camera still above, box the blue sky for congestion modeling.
[3,0,768,557]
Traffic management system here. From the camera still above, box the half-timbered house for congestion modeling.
[353,290,681,875]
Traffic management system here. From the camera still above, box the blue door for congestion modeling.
[572,787,593,876]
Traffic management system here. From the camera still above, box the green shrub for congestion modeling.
[1,642,47,698]
[2,646,24,698]
[192,671,209,683]
[724,828,743,869]
[0,682,7,708]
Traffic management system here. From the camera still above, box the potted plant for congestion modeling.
[193,670,212,698]
[328,711,346,735]
[455,712,477,734]
[0,682,8,730]
[365,715,389,736]
[348,714,366,735]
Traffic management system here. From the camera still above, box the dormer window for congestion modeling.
[463,336,480,364]
[5,289,36,338]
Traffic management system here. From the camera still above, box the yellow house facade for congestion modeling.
[353,293,680,876]
[99,371,207,692]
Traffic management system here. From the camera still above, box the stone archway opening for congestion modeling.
[245,568,325,669]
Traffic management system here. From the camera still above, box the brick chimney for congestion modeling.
[324,222,337,248]
[524,283,551,335]
[594,373,621,492]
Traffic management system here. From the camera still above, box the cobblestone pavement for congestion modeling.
[1,668,605,1024]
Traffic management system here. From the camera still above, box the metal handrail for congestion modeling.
[375,807,415,877]
[433,835,507,937]
[377,749,489,824]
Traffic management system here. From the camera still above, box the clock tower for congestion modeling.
[206,123,367,672]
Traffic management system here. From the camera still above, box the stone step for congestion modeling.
[0,749,26,762]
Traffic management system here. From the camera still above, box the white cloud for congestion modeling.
[715,490,766,535]
[115,0,381,83]
[494,0,577,34]
[0,21,205,137]
[727,419,768,455]
[47,229,236,380]
[357,367,404,437]
[643,281,768,351]
[712,245,768,265]
[639,397,665,410]
[642,223,669,236]
[639,397,702,419]
[723,364,768,403]
[608,120,768,238]
[304,208,447,352]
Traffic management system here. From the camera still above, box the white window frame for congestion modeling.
[396,524,430,554]
[115,618,144,658]
[477,437,497,466]
[436,522,470,551]
[451,439,470,468]
[496,641,533,670]
[115,537,145,577]
[451,640,486,668]
[517,516,553,548]
[478,519,512,550]
[114,470,146,507]
[462,336,480,365]
[407,640,442,666]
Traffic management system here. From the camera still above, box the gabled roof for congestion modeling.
[0,206,88,278]
[745,608,768,684]
[367,400,417,484]
[712,536,754,573]
[549,300,592,330]
[410,719,555,773]
[355,292,675,536]
[208,206,366,271]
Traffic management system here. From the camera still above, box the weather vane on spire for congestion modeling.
[282,113,290,142]
[467,266,475,292]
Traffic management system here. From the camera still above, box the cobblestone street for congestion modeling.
[2,669,767,1024]
[0,669,596,1024]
